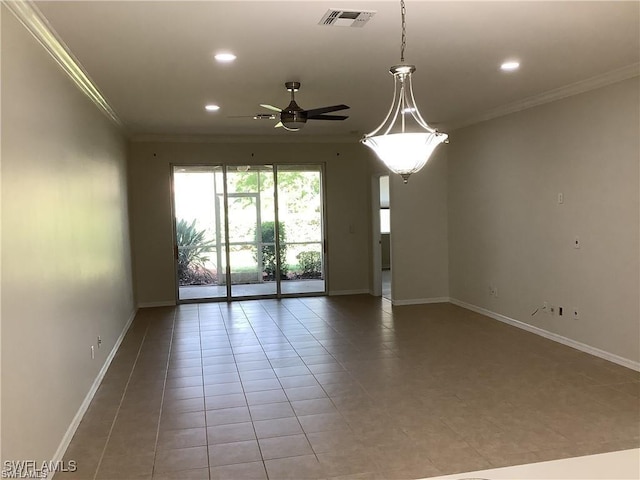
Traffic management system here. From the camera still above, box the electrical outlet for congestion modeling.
[91,345,95,359]
[97,335,102,349]
[573,308,579,320]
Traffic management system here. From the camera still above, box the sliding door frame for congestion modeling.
[171,162,328,303]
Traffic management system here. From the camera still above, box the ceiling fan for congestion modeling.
[260,82,350,131]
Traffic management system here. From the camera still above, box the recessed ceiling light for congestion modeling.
[501,61,520,72]
[205,104,220,112]
[214,52,236,63]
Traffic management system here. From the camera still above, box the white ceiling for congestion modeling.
[35,1,640,138]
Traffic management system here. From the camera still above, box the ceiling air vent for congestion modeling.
[319,9,376,27]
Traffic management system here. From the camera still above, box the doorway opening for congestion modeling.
[371,174,391,300]
[379,175,391,300]
[172,164,326,302]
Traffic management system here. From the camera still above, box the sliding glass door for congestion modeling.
[277,165,325,295]
[173,166,227,300]
[226,166,277,297]
[172,164,326,302]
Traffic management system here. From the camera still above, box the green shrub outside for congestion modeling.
[296,251,322,278]
[176,219,214,285]
[258,221,288,280]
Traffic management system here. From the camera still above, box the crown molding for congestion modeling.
[451,63,640,131]
[3,0,122,127]
[7,0,635,139]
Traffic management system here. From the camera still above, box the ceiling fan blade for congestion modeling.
[274,122,283,128]
[305,104,350,117]
[260,104,282,113]
[307,114,349,121]
[228,113,277,120]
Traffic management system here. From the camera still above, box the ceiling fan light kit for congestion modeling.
[362,0,448,184]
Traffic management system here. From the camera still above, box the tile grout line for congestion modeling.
[198,303,213,480]
[280,298,383,458]
[207,303,266,475]
[277,298,351,463]
[149,308,178,479]
[242,301,332,468]
[235,301,276,478]
[293,297,421,476]
[254,300,321,468]
[91,319,154,480]
[261,298,376,473]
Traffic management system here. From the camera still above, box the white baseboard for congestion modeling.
[450,298,640,372]
[49,308,137,479]
[393,297,451,306]
[328,289,370,296]
[138,300,176,308]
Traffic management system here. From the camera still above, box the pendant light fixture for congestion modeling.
[362,0,448,184]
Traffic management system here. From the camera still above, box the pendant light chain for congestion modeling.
[400,0,407,63]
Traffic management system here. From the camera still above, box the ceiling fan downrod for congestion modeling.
[281,82,306,131]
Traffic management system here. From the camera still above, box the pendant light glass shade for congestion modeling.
[362,65,447,183]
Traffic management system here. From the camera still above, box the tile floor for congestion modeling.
[381,270,391,301]
[60,296,639,480]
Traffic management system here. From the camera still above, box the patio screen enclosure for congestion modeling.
[172,164,326,301]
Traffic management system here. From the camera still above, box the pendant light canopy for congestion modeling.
[362,1,447,183]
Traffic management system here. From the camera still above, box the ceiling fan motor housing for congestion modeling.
[285,81,301,92]
[281,99,307,131]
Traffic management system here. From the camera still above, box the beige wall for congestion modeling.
[448,77,640,363]
[128,141,375,305]
[390,149,450,303]
[1,8,135,463]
